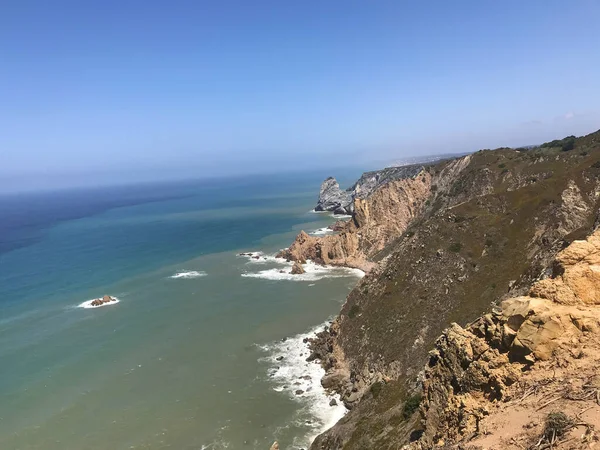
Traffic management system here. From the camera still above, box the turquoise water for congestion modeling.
[0,172,362,449]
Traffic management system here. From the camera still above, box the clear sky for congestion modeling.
[1,0,599,191]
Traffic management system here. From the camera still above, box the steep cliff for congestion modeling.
[305,130,600,449]
[314,164,438,215]
[280,160,468,272]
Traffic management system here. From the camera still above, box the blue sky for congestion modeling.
[1,0,599,190]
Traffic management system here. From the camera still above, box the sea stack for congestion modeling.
[314,177,353,215]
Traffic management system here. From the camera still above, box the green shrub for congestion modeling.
[449,242,462,253]
[348,304,360,319]
[544,412,573,440]
[370,381,383,398]
[498,163,506,169]
[540,135,576,151]
[402,394,422,420]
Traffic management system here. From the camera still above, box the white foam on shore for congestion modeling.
[78,297,121,309]
[237,251,279,264]
[309,227,333,236]
[169,271,207,279]
[331,214,352,219]
[259,322,347,448]
[242,259,364,282]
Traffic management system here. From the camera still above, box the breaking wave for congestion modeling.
[241,258,364,282]
[259,322,347,448]
[169,271,207,279]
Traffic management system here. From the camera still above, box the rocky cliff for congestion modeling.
[300,130,600,449]
[280,160,468,272]
[408,228,600,449]
[314,164,435,215]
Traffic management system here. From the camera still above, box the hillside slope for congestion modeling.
[303,130,600,449]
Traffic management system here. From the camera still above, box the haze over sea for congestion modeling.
[0,171,366,450]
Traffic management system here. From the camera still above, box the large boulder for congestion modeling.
[290,262,305,275]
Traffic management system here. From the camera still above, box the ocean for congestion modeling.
[0,171,363,450]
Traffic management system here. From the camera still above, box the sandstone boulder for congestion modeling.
[91,295,115,306]
[291,262,305,275]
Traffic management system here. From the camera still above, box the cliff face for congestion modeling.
[313,164,436,215]
[280,160,468,272]
[306,130,600,449]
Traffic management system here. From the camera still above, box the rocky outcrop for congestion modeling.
[314,177,353,215]
[290,261,305,274]
[91,295,116,306]
[530,229,600,306]
[411,229,600,448]
[349,164,428,200]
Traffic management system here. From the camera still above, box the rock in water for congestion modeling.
[269,442,279,450]
[91,295,115,306]
[290,262,305,275]
[314,177,353,214]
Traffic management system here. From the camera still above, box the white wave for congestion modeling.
[309,227,333,236]
[169,271,207,279]
[331,213,352,219]
[242,259,364,282]
[308,209,329,214]
[259,322,347,448]
[78,296,121,309]
[237,251,280,264]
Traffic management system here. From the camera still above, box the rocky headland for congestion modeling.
[283,130,600,449]
[279,159,469,272]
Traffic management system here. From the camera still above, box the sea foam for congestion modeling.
[169,271,207,279]
[309,227,333,236]
[78,297,121,309]
[237,251,279,264]
[259,322,347,447]
[242,258,364,282]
